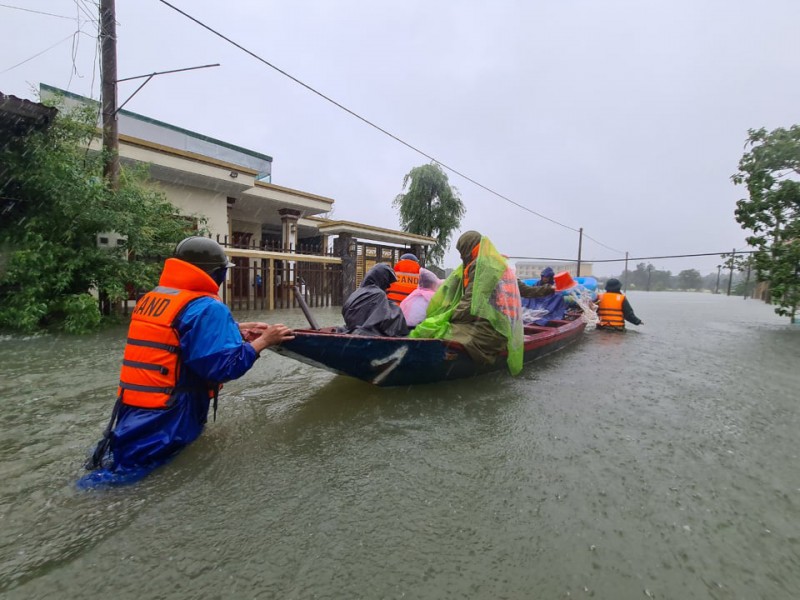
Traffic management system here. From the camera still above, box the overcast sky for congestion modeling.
[3,0,799,275]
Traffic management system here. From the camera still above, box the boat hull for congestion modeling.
[272,318,586,387]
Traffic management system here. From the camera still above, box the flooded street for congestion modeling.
[1,292,798,599]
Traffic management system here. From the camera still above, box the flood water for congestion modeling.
[1,292,798,599]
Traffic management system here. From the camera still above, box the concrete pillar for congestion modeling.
[278,208,301,251]
[334,233,356,303]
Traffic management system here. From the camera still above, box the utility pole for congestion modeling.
[100,0,119,190]
[715,265,721,294]
[743,259,752,300]
[576,227,583,277]
[646,265,652,291]
[726,247,735,296]
[623,251,629,292]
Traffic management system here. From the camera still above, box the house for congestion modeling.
[39,84,434,309]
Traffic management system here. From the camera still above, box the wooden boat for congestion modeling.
[270,316,586,387]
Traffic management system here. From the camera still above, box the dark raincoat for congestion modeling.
[599,278,642,326]
[340,263,409,337]
[536,266,555,286]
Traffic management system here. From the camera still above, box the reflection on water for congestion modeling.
[1,296,798,599]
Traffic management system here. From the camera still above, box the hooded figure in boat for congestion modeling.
[340,263,409,337]
[410,231,524,374]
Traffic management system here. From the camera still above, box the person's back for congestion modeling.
[597,278,643,330]
[386,253,420,305]
[342,263,409,337]
[81,237,293,487]
[400,268,441,327]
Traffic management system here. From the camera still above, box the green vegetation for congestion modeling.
[393,163,465,266]
[676,269,702,291]
[733,126,800,323]
[0,105,197,333]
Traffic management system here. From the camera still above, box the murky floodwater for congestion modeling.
[1,292,798,599]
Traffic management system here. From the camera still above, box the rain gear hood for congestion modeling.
[418,268,441,291]
[341,264,409,337]
[362,262,396,290]
[399,268,441,327]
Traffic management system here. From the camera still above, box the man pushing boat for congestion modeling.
[80,237,294,487]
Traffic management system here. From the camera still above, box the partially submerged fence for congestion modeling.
[223,256,342,311]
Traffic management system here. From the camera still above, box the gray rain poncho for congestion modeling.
[340,263,409,337]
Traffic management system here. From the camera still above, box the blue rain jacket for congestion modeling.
[79,297,258,488]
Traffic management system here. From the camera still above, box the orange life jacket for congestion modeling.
[118,261,221,409]
[462,245,480,289]
[463,246,520,321]
[387,258,420,305]
[493,267,521,322]
[597,292,625,329]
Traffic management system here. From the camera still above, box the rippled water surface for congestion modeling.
[1,293,798,599]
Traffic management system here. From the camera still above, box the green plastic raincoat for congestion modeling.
[410,232,524,374]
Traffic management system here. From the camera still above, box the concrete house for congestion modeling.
[40,84,434,310]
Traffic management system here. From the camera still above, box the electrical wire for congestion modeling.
[581,232,624,255]
[156,1,755,264]
[155,0,595,237]
[508,250,759,264]
[0,3,73,19]
[1,33,77,74]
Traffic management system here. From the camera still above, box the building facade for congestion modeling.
[515,260,593,280]
[40,84,434,308]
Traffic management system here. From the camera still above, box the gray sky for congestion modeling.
[3,0,799,276]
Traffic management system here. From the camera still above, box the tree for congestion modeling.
[0,104,197,333]
[733,126,800,323]
[393,163,465,266]
[677,269,702,291]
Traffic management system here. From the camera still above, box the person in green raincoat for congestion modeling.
[410,231,527,374]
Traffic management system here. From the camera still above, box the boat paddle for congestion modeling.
[293,284,321,330]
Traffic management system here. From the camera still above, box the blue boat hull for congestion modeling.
[271,318,586,386]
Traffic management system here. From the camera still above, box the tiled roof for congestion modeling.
[0,93,57,132]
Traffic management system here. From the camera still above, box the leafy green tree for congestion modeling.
[677,269,702,290]
[393,163,465,266]
[0,104,197,333]
[733,126,800,322]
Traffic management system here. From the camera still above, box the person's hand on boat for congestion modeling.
[238,321,270,342]
[250,324,295,354]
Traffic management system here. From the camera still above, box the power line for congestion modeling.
[1,33,78,74]
[0,3,73,19]
[581,232,623,255]
[592,250,758,263]
[74,0,99,24]
[510,250,758,264]
[156,0,617,241]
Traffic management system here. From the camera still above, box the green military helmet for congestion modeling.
[174,236,235,274]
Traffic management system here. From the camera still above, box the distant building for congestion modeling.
[515,260,593,279]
